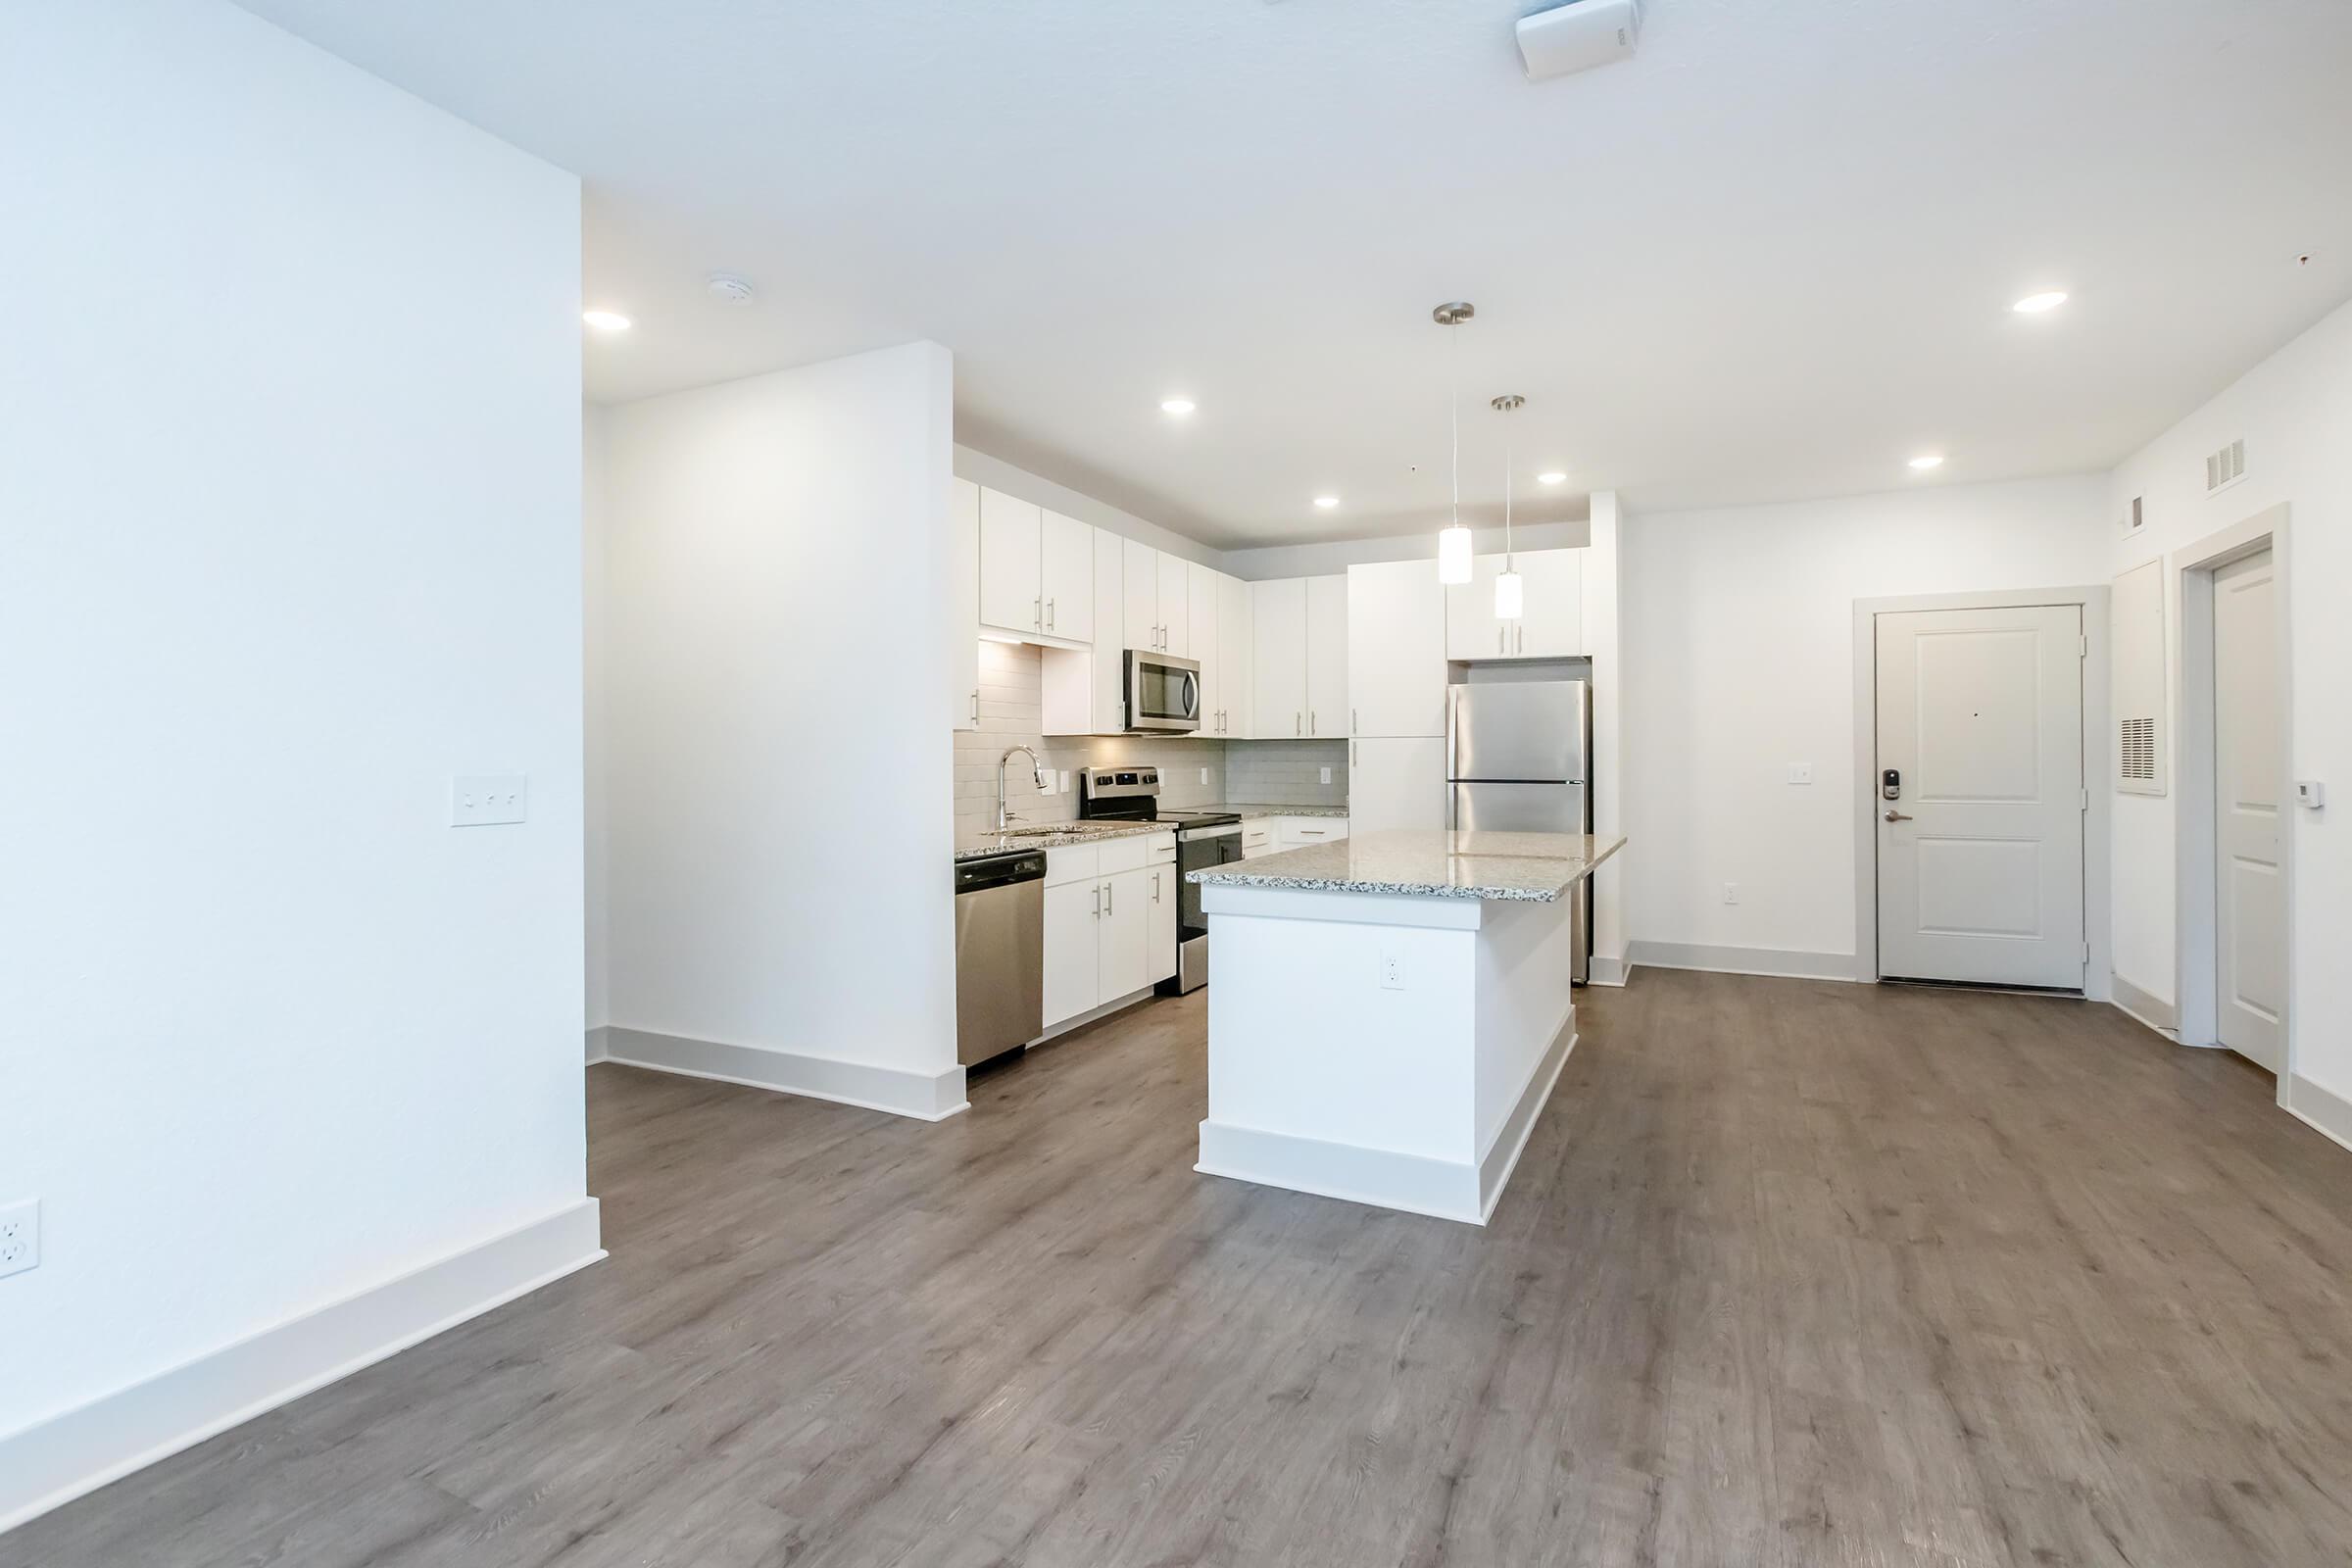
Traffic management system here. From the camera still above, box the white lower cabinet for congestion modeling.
[1348,738,1446,832]
[1239,818,1276,859]
[1277,815,1349,848]
[1042,835,1172,1031]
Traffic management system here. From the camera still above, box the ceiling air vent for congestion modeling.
[2205,438,2246,495]
[2119,717,2157,784]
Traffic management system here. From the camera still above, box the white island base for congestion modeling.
[1195,840,1608,1225]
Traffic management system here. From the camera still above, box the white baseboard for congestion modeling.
[0,1198,603,1537]
[2285,1072,2352,1154]
[584,1024,612,1064]
[1477,1026,1576,1222]
[1588,954,1631,987]
[1625,940,1859,983]
[1197,1121,1484,1224]
[2109,975,2179,1039]
[597,1025,967,1121]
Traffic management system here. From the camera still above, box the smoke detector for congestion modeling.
[1516,0,1642,82]
[706,273,756,305]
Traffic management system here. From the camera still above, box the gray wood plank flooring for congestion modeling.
[11,970,2352,1566]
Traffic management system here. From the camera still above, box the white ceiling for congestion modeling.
[237,0,2352,549]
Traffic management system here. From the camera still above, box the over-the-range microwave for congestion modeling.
[1123,649,1200,733]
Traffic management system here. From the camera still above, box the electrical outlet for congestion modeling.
[1200,767,1209,786]
[0,1199,39,1280]
[1379,952,1406,990]
[1723,883,1740,906]
[1319,767,1333,784]
[1787,763,1814,785]
[450,773,528,827]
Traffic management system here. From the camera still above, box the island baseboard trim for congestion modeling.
[597,1026,969,1121]
[1477,1026,1577,1223]
[1197,1123,1486,1225]
[0,1199,603,1537]
[1625,940,1858,983]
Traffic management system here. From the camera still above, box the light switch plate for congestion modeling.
[451,774,528,827]
[1787,763,1814,785]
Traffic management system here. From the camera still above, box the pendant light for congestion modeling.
[1491,394,1525,619]
[1433,302,1475,584]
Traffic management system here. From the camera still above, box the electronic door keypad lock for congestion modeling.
[1882,768,1901,801]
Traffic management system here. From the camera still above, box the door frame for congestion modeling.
[2169,506,2294,1091]
[1849,586,2113,994]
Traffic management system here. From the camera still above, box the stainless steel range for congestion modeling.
[1078,767,1239,995]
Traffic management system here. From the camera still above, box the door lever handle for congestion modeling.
[1884,809,1914,822]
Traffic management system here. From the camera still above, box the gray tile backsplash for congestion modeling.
[955,640,1231,839]
[1221,739,1351,808]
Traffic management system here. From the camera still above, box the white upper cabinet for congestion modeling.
[1157,554,1191,657]
[976,487,1044,634]
[1039,538,1126,735]
[1217,572,1254,738]
[1444,548,1586,659]
[1122,538,1159,651]
[1188,561,1219,730]
[1305,573,1348,740]
[1039,511,1095,643]
[952,479,981,730]
[1252,577,1307,738]
[1347,560,1446,737]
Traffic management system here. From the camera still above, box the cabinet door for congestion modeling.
[1146,862,1178,983]
[977,488,1043,632]
[1346,560,1446,737]
[1042,878,1101,1028]
[1157,555,1191,656]
[1305,573,1348,740]
[1091,529,1127,730]
[1039,512,1095,642]
[1446,555,1507,660]
[1516,548,1585,657]
[1123,538,1158,651]
[1218,572,1255,737]
[951,479,981,730]
[1099,868,1152,1001]
[1189,562,1219,731]
[1349,738,1446,832]
[1252,577,1307,739]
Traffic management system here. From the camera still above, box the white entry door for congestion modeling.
[1876,605,2085,988]
[2214,549,2285,1070]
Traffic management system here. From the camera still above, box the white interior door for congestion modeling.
[2213,549,2285,1070]
[1876,605,2085,988]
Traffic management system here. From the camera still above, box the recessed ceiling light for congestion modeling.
[1908,453,1945,470]
[582,309,631,331]
[2011,290,2068,315]
[1160,397,1196,416]
[1537,470,1567,485]
[1313,496,1340,509]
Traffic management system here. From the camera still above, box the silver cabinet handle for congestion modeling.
[1310,711,1316,734]
[1105,879,1114,915]
[970,689,979,724]
[1498,626,1505,654]
[1092,884,1102,916]
[1517,626,1525,653]
[1152,871,1161,903]
[1884,809,1914,822]
[1295,711,1301,736]
[1046,596,1055,630]
[1351,708,1357,734]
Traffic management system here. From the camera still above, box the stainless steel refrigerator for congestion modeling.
[1446,679,1593,981]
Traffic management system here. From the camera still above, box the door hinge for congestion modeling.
[2079,633,2088,659]
[2081,787,2089,810]
[2082,940,2091,964]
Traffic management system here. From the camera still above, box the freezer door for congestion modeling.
[1447,681,1587,782]
[1449,781,1589,833]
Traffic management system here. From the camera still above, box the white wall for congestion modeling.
[598,344,962,1112]
[1622,477,2109,965]
[2105,298,2352,1121]
[0,0,591,1511]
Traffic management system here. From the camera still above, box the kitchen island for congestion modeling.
[1188,829,1624,1225]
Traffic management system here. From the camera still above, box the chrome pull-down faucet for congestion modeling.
[998,745,1047,831]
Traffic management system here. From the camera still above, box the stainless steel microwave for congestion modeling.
[1123,649,1200,733]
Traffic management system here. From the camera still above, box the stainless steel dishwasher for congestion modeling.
[954,850,1045,1066]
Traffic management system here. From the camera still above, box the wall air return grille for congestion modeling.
[2119,717,2157,783]
[2205,438,2246,495]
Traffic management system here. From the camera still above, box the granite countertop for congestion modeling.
[1188,830,1624,902]
[954,820,1173,861]
[1211,802,1350,819]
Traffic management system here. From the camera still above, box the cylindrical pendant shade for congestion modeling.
[1494,567,1524,619]
[1437,524,1474,584]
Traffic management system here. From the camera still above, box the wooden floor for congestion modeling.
[14,970,2352,1567]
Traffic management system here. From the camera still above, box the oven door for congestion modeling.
[1124,650,1200,732]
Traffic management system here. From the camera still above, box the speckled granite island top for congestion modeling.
[954,820,1174,861]
[1189,830,1624,902]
